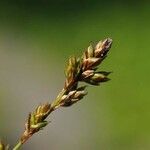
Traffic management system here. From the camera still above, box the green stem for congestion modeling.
[51,88,66,109]
[51,79,77,109]
[12,141,22,150]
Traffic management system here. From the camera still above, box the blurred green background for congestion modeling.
[0,0,150,149]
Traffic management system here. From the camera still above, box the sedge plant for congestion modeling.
[0,38,113,150]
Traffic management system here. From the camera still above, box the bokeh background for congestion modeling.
[0,0,150,149]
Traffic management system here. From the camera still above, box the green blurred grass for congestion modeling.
[0,1,150,149]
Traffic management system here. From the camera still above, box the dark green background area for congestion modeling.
[0,1,149,149]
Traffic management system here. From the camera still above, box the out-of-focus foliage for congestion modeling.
[0,0,149,150]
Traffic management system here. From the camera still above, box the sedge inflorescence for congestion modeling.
[0,38,113,150]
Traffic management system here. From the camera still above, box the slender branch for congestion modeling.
[12,142,21,150]
[12,38,113,150]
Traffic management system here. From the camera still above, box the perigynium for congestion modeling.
[0,38,113,150]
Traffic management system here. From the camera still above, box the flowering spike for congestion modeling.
[15,38,112,149]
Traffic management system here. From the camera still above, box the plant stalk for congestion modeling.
[12,141,22,150]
